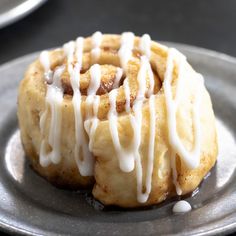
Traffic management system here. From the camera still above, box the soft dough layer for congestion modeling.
[17,33,218,207]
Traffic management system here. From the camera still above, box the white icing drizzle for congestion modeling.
[118,32,135,69]
[130,56,152,203]
[163,48,203,170]
[84,64,102,151]
[67,37,95,176]
[87,64,101,95]
[109,53,153,202]
[139,34,154,96]
[39,50,50,73]
[140,34,151,59]
[173,200,192,213]
[108,89,135,172]
[107,54,152,191]
[39,63,65,167]
[63,41,75,72]
[91,31,102,62]
[109,43,157,202]
[76,37,84,69]
[85,95,100,151]
[71,65,94,176]
[39,50,53,83]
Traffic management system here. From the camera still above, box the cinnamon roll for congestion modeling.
[17,32,218,207]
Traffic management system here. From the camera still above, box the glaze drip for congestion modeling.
[163,48,203,170]
[108,89,135,173]
[67,37,95,176]
[39,50,53,83]
[118,32,135,69]
[91,31,102,62]
[173,200,192,213]
[39,58,65,167]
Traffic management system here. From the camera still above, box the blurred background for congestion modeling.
[0,0,236,65]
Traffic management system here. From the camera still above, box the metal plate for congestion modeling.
[0,0,46,29]
[0,43,235,235]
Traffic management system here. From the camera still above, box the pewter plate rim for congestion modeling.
[0,0,47,29]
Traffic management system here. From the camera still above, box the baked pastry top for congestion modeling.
[17,32,218,207]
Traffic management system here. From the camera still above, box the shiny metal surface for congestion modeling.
[0,0,46,29]
[0,43,235,235]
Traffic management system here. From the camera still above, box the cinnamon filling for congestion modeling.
[60,64,126,96]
